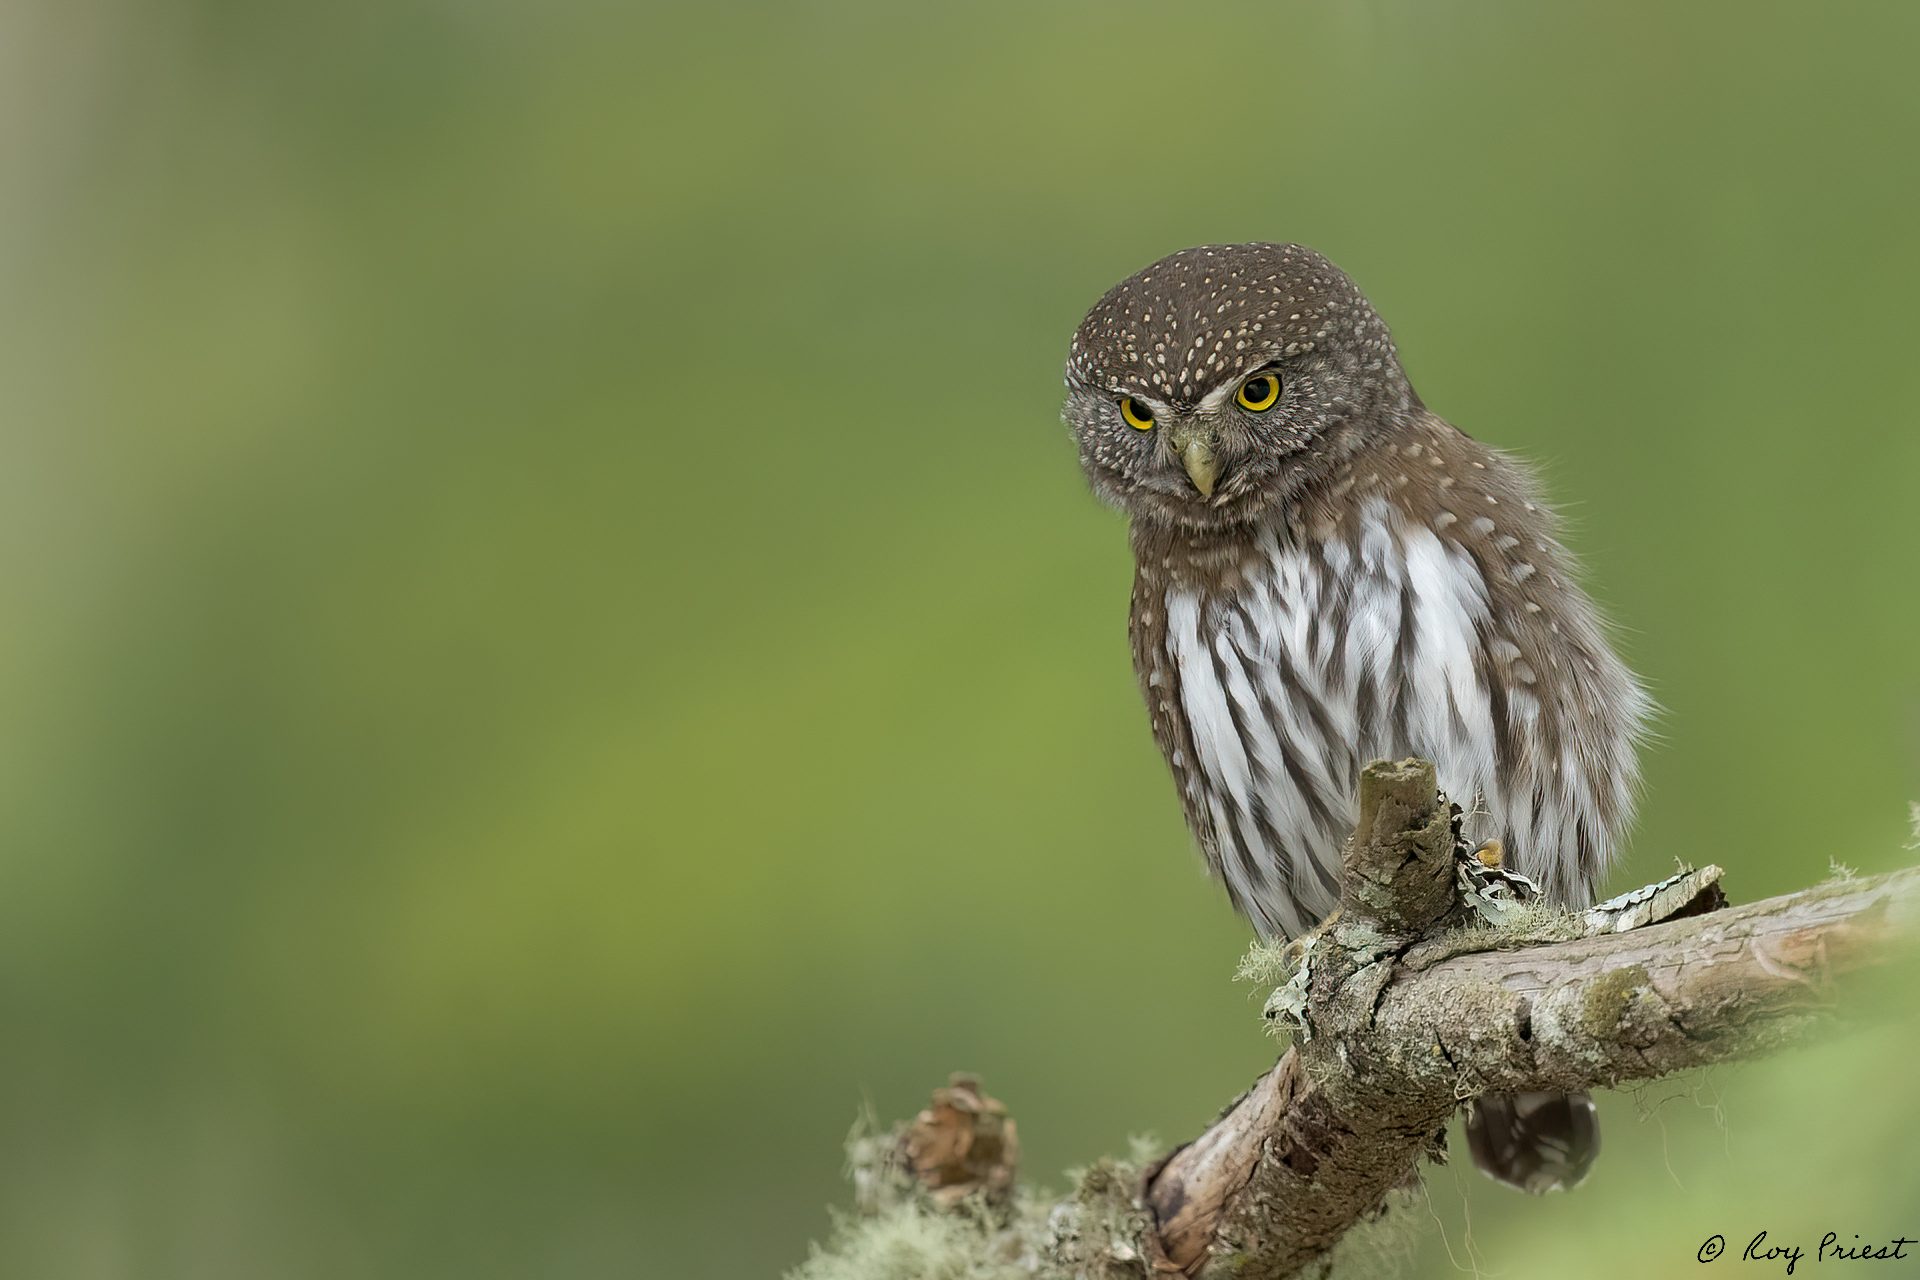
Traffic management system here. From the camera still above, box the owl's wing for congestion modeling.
[1128,576,1220,879]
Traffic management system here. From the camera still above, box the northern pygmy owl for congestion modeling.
[1062,243,1651,1194]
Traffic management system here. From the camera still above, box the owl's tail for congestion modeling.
[1463,1091,1600,1194]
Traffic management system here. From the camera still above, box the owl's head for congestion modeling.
[1063,243,1415,531]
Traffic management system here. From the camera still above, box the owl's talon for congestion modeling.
[1283,907,1341,967]
[1456,841,1543,924]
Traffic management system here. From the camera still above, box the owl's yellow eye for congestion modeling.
[1119,397,1155,430]
[1236,374,1281,412]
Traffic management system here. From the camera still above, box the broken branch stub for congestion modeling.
[1338,758,1456,937]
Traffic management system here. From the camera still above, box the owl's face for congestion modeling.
[1063,243,1412,531]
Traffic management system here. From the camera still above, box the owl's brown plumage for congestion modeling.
[1062,243,1651,1195]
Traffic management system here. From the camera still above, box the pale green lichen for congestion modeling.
[1472,899,1586,947]
[1042,1150,1157,1280]
[1403,902,1585,972]
[790,1122,1157,1280]
[1262,969,1312,1041]
[845,1107,911,1216]
[1240,937,1314,1041]
[788,1205,1031,1280]
[1236,938,1295,988]
[1330,917,1393,958]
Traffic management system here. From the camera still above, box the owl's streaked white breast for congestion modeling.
[1157,496,1620,938]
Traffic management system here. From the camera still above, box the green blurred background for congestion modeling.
[3,1,1917,1276]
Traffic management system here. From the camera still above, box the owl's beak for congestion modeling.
[1167,425,1219,498]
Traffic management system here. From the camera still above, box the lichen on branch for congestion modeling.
[794,760,1920,1280]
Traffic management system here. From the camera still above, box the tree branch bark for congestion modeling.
[809,759,1920,1280]
[1144,760,1920,1277]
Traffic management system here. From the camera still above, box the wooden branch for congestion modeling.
[1145,761,1920,1278]
[803,759,1920,1280]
